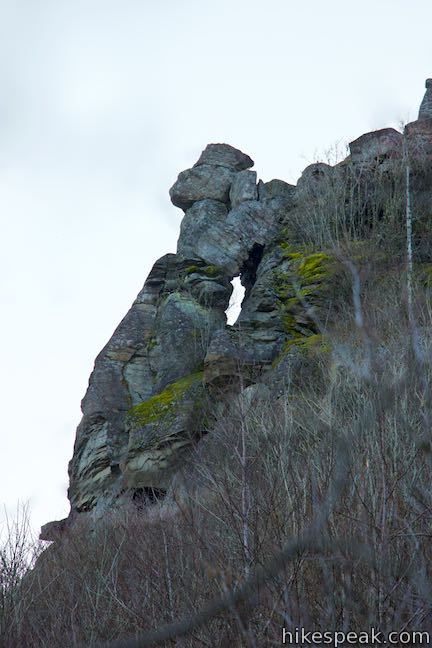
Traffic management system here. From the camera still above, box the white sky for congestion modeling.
[1,0,431,539]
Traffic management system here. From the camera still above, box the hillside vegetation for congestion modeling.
[2,127,432,647]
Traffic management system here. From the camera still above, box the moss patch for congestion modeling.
[284,333,331,354]
[127,372,203,427]
[185,264,200,275]
[185,263,222,278]
[274,249,333,298]
[273,246,337,340]
[202,264,220,277]
[147,336,157,351]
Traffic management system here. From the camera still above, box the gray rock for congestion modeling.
[204,328,259,388]
[178,200,279,276]
[154,292,225,392]
[203,246,289,390]
[121,372,206,488]
[40,518,68,542]
[195,143,254,171]
[349,128,403,164]
[229,170,257,207]
[258,178,296,203]
[296,163,334,198]
[419,78,432,120]
[183,262,232,309]
[169,164,235,211]
[53,139,367,536]
[177,200,228,258]
[236,246,287,359]
[404,118,432,157]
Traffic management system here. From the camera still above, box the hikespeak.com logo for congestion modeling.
[282,627,430,646]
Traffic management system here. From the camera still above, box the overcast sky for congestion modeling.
[1,0,431,539]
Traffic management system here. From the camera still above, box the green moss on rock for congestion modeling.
[185,264,200,275]
[147,336,157,351]
[202,264,220,277]
[273,245,337,339]
[185,263,221,277]
[127,372,203,427]
[284,333,331,354]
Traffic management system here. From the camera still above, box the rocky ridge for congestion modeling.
[41,82,432,541]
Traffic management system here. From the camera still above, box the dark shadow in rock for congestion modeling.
[132,487,167,508]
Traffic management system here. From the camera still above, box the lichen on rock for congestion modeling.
[272,245,339,344]
[127,372,203,427]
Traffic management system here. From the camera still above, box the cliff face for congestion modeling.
[66,142,290,518]
[41,82,432,540]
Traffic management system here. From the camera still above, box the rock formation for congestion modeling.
[419,78,432,120]
[41,81,432,541]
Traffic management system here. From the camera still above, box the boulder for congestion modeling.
[349,128,403,164]
[169,164,235,211]
[40,518,68,542]
[296,162,334,198]
[258,178,296,204]
[194,143,254,171]
[204,328,260,388]
[154,291,226,391]
[170,144,255,211]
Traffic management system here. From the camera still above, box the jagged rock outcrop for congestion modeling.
[65,138,350,520]
[43,83,432,540]
[419,78,432,120]
[68,253,231,513]
[66,143,279,518]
